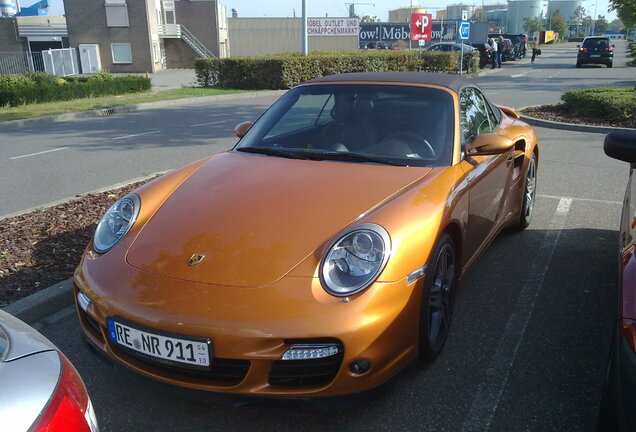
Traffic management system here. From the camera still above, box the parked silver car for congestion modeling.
[0,309,98,432]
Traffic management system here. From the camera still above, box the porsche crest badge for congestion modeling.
[188,254,205,266]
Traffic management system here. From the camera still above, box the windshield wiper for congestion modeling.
[235,147,308,160]
[307,151,403,166]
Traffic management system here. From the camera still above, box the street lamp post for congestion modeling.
[591,0,598,35]
[301,0,308,56]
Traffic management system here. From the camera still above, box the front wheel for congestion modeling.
[419,233,457,361]
[516,152,537,230]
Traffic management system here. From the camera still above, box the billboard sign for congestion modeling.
[307,18,359,36]
[410,13,433,40]
[359,23,410,48]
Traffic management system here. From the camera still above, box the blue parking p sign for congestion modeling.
[459,21,470,40]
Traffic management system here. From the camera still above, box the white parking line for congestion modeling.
[538,194,621,205]
[190,121,225,127]
[10,147,69,160]
[460,198,572,432]
[511,71,530,78]
[112,130,161,140]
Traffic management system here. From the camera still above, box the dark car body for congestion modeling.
[488,33,527,59]
[426,42,477,52]
[599,131,636,431]
[577,36,614,67]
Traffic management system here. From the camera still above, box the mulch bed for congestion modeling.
[520,104,634,129]
[0,181,150,307]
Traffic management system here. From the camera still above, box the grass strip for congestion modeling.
[0,87,244,122]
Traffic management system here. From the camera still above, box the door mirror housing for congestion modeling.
[465,134,514,156]
[234,121,254,139]
[604,131,636,163]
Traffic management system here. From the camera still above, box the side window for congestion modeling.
[460,88,491,143]
[473,88,499,131]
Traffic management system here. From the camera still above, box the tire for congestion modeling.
[607,62,613,68]
[516,152,537,230]
[576,62,582,68]
[419,233,457,362]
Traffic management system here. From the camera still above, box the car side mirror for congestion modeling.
[465,134,514,156]
[612,44,616,47]
[234,121,254,138]
[604,131,636,163]
[577,44,581,48]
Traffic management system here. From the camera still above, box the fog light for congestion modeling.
[77,291,92,312]
[281,344,339,360]
[349,359,371,374]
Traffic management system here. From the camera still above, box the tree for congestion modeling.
[360,14,380,23]
[570,5,586,35]
[523,16,544,35]
[610,18,624,32]
[595,15,610,33]
[582,15,593,35]
[610,0,636,28]
[550,11,569,38]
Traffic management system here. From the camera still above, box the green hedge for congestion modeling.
[195,51,479,89]
[0,72,151,107]
[561,87,636,127]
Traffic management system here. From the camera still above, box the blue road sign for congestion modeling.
[459,21,470,40]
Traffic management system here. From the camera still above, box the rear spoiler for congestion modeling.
[494,103,521,119]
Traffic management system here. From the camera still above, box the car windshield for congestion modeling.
[234,84,455,167]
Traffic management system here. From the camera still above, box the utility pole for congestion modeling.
[301,0,308,56]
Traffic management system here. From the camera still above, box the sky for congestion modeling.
[45,0,616,21]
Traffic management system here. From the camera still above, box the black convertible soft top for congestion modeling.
[305,72,468,93]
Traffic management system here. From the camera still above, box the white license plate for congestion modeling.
[590,54,600,57]
[107,318,210,368]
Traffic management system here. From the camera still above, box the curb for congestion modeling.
[519,111,635,134]
[2,278,74,324]
[0,90,287,130]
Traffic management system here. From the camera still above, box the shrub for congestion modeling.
[561,87,636,127]
[0,73,150,107]
[195,50,479,90]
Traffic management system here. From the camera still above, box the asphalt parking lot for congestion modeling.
[29,124,625,431]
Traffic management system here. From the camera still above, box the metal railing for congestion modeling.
[0,51,44,74]
[157,23,215,58]
[17,23,68,37]
[180,25,215,58]
[0,48,78,76]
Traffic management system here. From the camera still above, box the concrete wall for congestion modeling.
[0,18,26,51]
[164,38,196,68]
[228,18,357,57]
[64,0,154,73]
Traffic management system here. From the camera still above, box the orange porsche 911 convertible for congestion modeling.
[74,72,538,398]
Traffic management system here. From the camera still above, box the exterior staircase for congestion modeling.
[158,24,215,58]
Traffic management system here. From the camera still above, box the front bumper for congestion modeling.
[73,253,423,397]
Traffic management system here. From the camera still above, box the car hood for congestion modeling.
[127,152,431,287]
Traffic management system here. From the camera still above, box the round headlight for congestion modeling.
[93,194,140,253]
[320,223,391,296]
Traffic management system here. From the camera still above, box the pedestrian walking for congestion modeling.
[486,38,498,70]
[530,37,540,63]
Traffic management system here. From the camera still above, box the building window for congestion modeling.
[105,4,129,27]
[111,43,132,63]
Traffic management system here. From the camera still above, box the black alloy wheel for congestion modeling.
[517,152,537,230]
[420,233,456,361]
